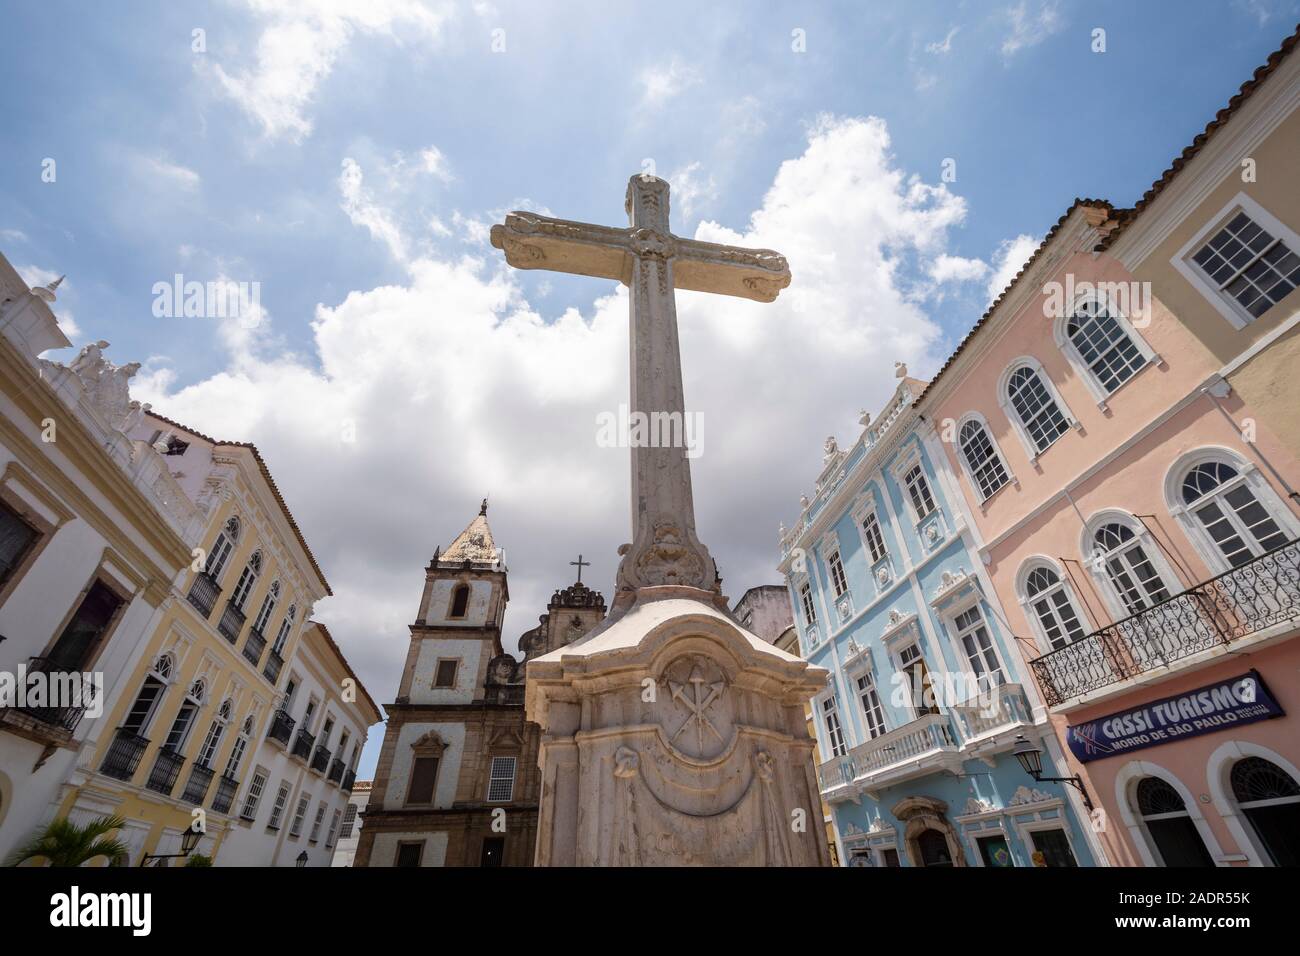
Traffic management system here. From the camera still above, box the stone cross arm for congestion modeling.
[489,210,791,303]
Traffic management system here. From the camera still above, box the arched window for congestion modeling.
[272,604,296,655]
[1230,757,1300,867]
[224,716,255,780]
[1006,365,1070,454]
[1092,521,1173,615]
[1066,297,1148,394]
[253,580,280,633]
[1180,460,1289,567]
[1134,776,1214,866]
[153,653,174,681]
[205,516,241,581]
[163,680,205,753]
[449,583,470,619]
[230,551,263,611]
[958,419,1010,500]
[1023,564,1087,651]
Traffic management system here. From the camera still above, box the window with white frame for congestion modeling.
[289,794,311,837]
[798,581,817,625]
[1023,565,1087,651]
[267,781,291,829]
[1006,365,1070,454]
[230,551,263,611]
[240,769,268,821]
[1092,521,1174,615]
[855,671,887,740]
[1179,460,1289,567]
[325,808,341,848]
[951,606,1005,692]
[339,803,358,839]
[196,700,231,769]
[897,642,939,717]
[959,420,1010,500]
[820,696,847,757]
[1066,297,1148,394]
[163,681,205,752]
[903,464,937,520]
[861,511,888,563]
[223,715,253,778]
[827,550,848,597]
[204,516,240,581]
[252,580,280,633]
[487,756,517,802]
[271,604,296,656]
[1189,208,1300,322]
[121,674,167,736]
[309,802,327,842]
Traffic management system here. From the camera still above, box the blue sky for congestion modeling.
[2,0,1295,777]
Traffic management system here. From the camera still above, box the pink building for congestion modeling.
[917,31,1300,867]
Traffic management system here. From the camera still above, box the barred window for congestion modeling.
[1007,366,1070,453]
[1192,211,1300,320]
[487,756,516,802]
[1067,298,1147,393]
[339,803,358,840]
[959,420,1009,500]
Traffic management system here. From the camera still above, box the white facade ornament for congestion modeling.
[962,797,995,815]
[823,436,839,463]
[925,522,940,543]
[858,409,871,427]
[1008,785,1055,806]
[876,566,890,587]
[799,493,810,511]
[934,568,970,600]
[894,361,907,378]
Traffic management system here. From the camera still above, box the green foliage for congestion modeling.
[6,815,130,868]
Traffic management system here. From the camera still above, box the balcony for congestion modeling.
[186,572,221,618]
[327,757,345,785]
[290,728,315,761]
[951,682,1033,746]
[2,657,95,736]
[99,728,150,781]
[266,708,295,746]
[242,627,267,667]
[818,712,960,799]
[310,744,331,775]
[217,600,246,643]
[1030,540,1300,707]
[262,648,284,685]
[181,763,216,805]
[211,774,240,814]
[145,747,186,796]
[342,769,356,793]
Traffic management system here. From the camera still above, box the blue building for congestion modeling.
[779,372,1104,868]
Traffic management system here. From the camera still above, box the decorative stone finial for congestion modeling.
[33,275,65,302]
[894,361,907,379]
[480,497,488,516]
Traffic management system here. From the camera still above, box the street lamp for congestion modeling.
[1012,734,1094,812]
[296,851,309,868]
[141,821,204,866]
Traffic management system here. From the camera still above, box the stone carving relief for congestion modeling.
[661,654,730,760]
[1008,785,1055,806]
[617,517,710,591]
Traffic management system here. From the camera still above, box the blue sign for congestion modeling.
[1066,670,1284,764]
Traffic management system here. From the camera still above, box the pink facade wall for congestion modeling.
[925,245,1300,866]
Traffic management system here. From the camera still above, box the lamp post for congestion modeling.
[141,822,203,867]
[1013,734,1094,811]
[296,851,309,868]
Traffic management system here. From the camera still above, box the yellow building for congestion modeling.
[53,412,342,864]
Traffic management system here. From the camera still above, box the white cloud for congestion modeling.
[1,229,28,244]
[1001,0,1065,57]
[926,26,959,54]
[140,156,201,190]
[639,58,702,108]
[667,162,717,222]
[133,115,973,765]
[928,254,989,284]
[210,0,452,141]
[985,233,1040,302]
[420,145,452,182]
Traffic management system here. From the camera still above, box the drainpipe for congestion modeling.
[1204,378,1300,512]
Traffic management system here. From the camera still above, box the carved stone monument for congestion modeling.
[492,176,829,866]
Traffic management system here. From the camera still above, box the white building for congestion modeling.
[330,779,371,867]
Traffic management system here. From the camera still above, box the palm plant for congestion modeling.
[6,814,130,867]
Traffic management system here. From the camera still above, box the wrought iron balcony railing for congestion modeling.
[342,769,356,793]
[217,600,246,643]
[1030,539,1300,707]
[6,657,95,733]
[327,757,345,784]
[100,728,150,781]
[262,648,284,684]
[145,747,186,796]
[186,571,221,618]
[291,728,315,761]
[267,708,295,746]
[242,626,267,667]
[310,744,331,774]
[181,762,216,805]
[211,773,240,814]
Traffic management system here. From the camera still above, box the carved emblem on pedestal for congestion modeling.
[661,654,730,759]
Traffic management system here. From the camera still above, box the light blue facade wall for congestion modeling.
[784,421,1098,868]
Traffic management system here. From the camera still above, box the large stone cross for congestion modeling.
[491,175,790,595]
